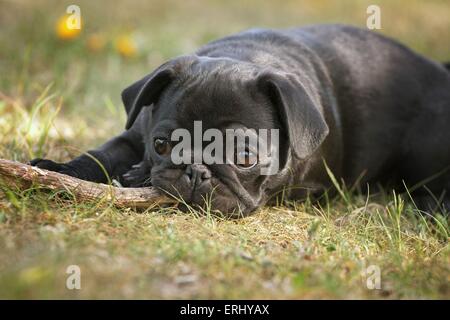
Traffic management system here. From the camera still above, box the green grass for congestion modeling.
[0,0,449,299]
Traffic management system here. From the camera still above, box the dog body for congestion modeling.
[31,25,450,215]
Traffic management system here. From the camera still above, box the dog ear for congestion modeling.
[257,71,329,159]
[121,64,175,130]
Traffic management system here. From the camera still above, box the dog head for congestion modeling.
[121,55,329,216]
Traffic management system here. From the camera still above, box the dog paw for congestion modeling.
[28,158,79,178]
[122,163,151,187]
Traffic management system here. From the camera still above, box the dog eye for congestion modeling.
[235,149,257,169]
[154,138,172,156]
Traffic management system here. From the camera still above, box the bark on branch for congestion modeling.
[0,159,176,208]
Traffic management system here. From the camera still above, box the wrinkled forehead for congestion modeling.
[155,68,279,132]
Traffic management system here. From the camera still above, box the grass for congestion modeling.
[0,0,449,299]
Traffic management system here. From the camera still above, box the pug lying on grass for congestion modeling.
[31,24,450,216]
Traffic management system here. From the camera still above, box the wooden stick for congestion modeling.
[0,159,176,208]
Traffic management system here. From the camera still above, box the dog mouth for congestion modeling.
[149,167,256,215]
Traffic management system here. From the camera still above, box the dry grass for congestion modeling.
[0,0,449,299]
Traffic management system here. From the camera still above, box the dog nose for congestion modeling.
[185,164,211,186]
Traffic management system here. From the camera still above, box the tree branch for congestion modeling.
[0,159,176,209]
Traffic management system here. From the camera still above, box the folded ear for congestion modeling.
[257,71,329,159]
[122,64,175,130]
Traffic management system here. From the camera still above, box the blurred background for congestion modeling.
[0,0,449,160]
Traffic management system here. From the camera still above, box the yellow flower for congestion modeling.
[115,34,137,58]
[87,33,106,52]
[19,266,49,285]
[56,15,81,40]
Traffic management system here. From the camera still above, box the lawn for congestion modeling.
[0,0,449,299]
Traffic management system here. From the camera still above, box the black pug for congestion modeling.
[31,24,450,216]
